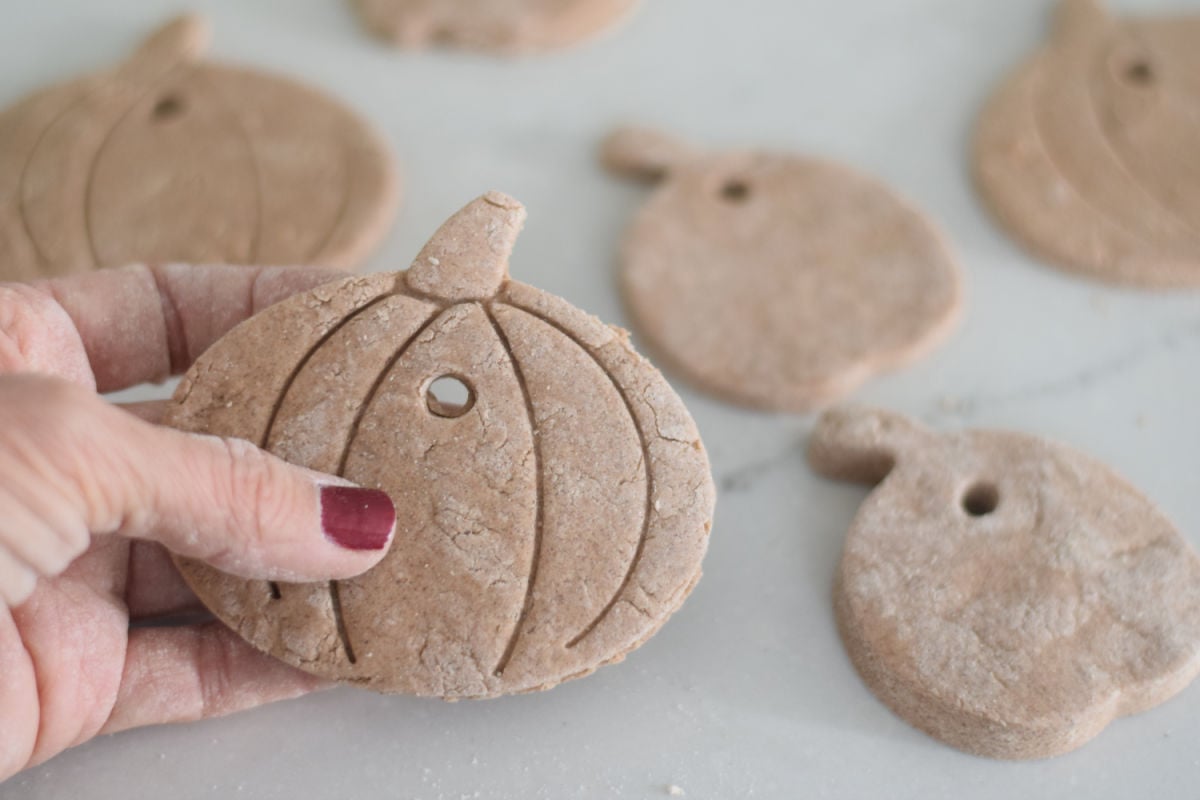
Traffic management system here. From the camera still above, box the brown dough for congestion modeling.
[974,0,1200,287]
[165,192,715,699]
[810,406,1200,759]
[0,15,398,281]
[602,128,962,413]
[350,0,639,54]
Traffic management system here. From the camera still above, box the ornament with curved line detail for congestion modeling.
[166,192,715,699]
[0,15,398,281]
[974,0,1200,287]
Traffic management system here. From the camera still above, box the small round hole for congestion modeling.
[720,180,750,203]
[1124,60,1153,85]
[962,482,999,517]
[426,375,474,419]
[153,95,185,121]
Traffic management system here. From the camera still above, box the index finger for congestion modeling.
[34,263,342,393]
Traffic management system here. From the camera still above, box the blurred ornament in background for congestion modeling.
[602,126,962,414]
[351,0,640,55]
[975,0,1200,288]
[0,15,399,281]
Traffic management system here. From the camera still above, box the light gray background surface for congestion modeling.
[3,0,1200,797]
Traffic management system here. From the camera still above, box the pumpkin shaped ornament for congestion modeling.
[0,15,398,281]
[351,0,639,55]
[166,193,715,699]
[975,0,1200,287]
[811,406,1200,759]
[603,128,963,413]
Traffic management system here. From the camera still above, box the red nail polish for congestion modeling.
[320,486,395,551]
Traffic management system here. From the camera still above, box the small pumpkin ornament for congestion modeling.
[350,0,639,55]
[975,0,1200,287]
[166,192,715,699]
[0,15,398,282]
[602,128,962,413]
[810,406,1200,759]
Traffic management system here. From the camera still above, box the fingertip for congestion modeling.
[0,547,37,609]
[232,463,395,582]
[118,429,396,583]
[0,283,95,389]
[318,485,396,554]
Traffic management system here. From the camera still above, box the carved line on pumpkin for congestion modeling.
[1083,59,1200,241]
[17,72,171,269]
[258,285,425,602]
[497,301,654,651]
[1086,77,1200,242]
[400,278,476,308]
[331,304,453,471]
[199,69,267,264]
[82,103,125,268]
[484,305,545,679]
[81,65,202,269]
[328,579,356,664]
[326,304,451,665]
[16,90,88,268]
[1023,70,1151,252]
[1028,50,1200,249]
[300,142,353,264]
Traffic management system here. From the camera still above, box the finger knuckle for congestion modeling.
[213,438,296,545]
[0,286,54,366]
[194,629,239,720]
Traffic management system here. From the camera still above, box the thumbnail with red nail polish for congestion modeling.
[321,486,395,551]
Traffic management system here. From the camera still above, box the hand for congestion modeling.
[0,264,397,780]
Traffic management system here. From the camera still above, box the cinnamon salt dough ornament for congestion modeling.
[165,192,715,699]
[0,15,398,281]
[975,0,1200,287]
[810,406,1200,760]
[351,0,639,54]
[602,128,962,413]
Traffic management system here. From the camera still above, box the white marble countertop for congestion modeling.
[3,0,1199,797]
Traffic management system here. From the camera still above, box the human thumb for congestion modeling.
[0,376,395,606]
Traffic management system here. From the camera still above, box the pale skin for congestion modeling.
[0,264,396,780]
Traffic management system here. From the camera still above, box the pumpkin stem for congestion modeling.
[808,406,928,486]
[406,192,527,302]
[601,127,698,183]
[122,15,211,82]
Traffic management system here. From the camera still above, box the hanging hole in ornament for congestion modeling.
[962,482,999,517]
[152,94,185,121]
[720,179,751,203]
[1124,60,1153,85]
[426,375,475,419]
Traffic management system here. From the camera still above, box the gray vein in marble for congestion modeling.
[930,315,1200,420]
[718,440,805,494]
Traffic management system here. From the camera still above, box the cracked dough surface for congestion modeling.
[809,406,1200,759]
[165,193,715,699]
